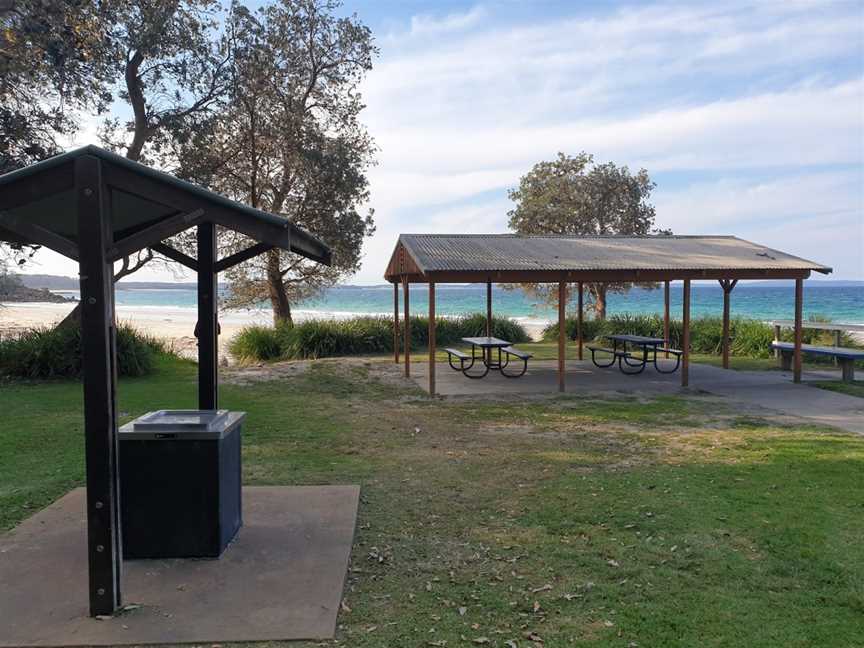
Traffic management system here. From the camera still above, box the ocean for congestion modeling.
[53,283,864,326]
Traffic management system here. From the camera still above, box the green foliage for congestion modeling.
[543,313,862,360]
[229,314,531,362]
[228,325,285,362]
[0,323,166,378]
[506,151,667,317]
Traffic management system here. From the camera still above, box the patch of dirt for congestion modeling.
[221,359,313,385]
[221,355,410,388]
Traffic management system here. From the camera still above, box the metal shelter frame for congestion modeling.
[0,146,331,616]
[384,234,832,395]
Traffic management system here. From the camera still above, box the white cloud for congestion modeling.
[347,1,864,283]
[408,6,487,36]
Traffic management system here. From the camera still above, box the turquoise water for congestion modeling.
[57,283,864,324]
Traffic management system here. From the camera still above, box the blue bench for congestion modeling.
[771,342,864,383]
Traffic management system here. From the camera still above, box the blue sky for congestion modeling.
[48,0,864,282]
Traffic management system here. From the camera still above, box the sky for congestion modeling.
[29,0,864,283]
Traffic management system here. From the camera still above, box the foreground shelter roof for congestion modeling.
[0,145,333,619]
[0,144,331,265]
[385,234,831,282]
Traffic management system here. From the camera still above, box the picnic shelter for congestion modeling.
[384,234,833,395]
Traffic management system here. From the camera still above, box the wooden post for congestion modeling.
[393,282,400,364]
[558,281,566,392]
[682,279,691,388]
[403,278,410,377]
[76,154,122,616]
[794,278,803,383]
[486,281,492,337]
[774,323,782,362]
[429,282,436,396]
[719,279,737,370]
[197,222,218,410]
[832,329,840,367]
[663,281,670,359]
[577,281,583,361]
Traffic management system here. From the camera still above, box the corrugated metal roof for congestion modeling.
[396,234,832,274]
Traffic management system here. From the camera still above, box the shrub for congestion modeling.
[0,322,164,378]
[228,325,285,362]
[543,312,863,361]
[227,314,532,362]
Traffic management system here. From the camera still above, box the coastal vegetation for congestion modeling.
[229,314,530,362]
[543,313,861,360]
[2,355,862,646]
[227,311,862,365]
[0,323,169,379]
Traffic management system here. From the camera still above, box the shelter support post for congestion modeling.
[558,281,566,392]
[663,281,670,359]
[794,278,803,383]
[429,282,436,395]
[720,279,738,370]
[486,281,493,365]
[76,155,122,617]
[682,279,691,387]
[486,281,492,336]
[403,279,410,377]
[577,281,583,361]
[197,222,218,410]
[393,283,400,364]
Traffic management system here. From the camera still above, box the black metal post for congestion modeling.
[76,154,122,616]
[197,222,218,410]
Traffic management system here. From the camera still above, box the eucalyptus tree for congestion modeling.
[177,0,376,325]
[507,152,665,319]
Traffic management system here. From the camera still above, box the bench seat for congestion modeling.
[771,342,864,382]
[443,347,470,360]
[656,347,683,356]
[502,346,532,360]
[586,345,630,357]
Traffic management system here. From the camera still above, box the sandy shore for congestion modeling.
[0,302,549,362]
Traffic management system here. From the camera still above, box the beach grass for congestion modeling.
[2,356,863,646]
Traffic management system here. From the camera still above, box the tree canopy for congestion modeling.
[507,152,666,318]
[177,0,377,324]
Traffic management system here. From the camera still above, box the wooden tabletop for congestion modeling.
[606,334,665,345]
[462,336,511,348]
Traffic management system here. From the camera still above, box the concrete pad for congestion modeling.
[415,360,864,435]
[0,486,359,646]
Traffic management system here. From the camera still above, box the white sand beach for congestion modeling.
[0,302,550,361]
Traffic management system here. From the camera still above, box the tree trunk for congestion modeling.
[591,283,607,320]
[267,249,292,326]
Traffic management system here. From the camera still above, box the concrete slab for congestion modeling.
[0,486,359,646]
[414,360,864,435]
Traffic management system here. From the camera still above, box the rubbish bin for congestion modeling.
[119,409,244,559]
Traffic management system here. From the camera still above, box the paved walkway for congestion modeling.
[410,360,864,435]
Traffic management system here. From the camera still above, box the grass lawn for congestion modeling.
[813,380,864,399]
[2,354,863,647]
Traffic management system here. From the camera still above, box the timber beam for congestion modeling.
[0,211,79,260]
[107,209,205,262]
[215,242,273,273]
[151,242,199,271]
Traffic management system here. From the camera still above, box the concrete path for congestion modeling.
[411,360,864,435]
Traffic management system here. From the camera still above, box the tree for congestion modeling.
[507,152,666,319]
[177,0,376,325]
[0,0,115,173]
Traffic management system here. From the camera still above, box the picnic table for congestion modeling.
[444,336,533,379]
[588,334,682,375]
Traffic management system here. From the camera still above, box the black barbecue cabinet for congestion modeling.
[119,410,245,559]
